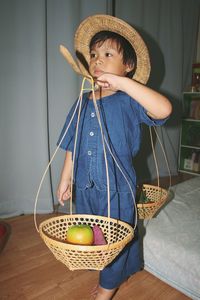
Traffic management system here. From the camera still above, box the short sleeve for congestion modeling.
[130,97,168,126]
[57,100,78,152]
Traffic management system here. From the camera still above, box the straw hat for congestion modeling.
[60,14,151,84]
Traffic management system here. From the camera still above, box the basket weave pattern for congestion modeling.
[39,214,134,271]
[137,184,168,219]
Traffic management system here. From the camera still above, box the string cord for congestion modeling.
[70,79,87,214]
[152,126,172,188]
[34,89,83,232]
[34,76,171,233]
[75,79,137,230]
[149,126,160,187]
[34,77,137,233]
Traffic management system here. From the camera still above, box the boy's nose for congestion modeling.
[95,56,103,65]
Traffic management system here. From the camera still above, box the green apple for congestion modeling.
[66,224,94,245]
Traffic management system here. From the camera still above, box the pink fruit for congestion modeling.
[92,225,107,245]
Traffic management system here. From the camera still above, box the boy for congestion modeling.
[57,15,172,300]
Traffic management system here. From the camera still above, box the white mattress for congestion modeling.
[142,177,200,300]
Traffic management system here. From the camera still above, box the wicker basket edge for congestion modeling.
[39,214,134,252]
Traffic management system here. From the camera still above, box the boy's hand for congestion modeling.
[57,180,71,206]
[96,73,124,91]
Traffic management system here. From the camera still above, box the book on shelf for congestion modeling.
[189,99,200,119]
[183,151,200,172]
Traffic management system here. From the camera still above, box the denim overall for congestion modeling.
[58,91,166,288]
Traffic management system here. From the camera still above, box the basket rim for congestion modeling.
[137,201,163,208]
[39,214,134,251]
[137,184,168,208]
[141,184,168,191]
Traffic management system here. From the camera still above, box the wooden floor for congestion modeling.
[0,174,193,300]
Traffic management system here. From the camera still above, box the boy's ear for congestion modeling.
[125,63,134,73]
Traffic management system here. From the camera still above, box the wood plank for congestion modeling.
[0,208,191,300]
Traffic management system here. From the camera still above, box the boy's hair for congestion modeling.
[89,30,137,78]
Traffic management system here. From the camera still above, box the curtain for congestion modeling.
[0,0,53,217]
[0,0,111,218]
[46,0,112,207]
[115,0,200,182]
[196,17,200,62]
[0,0,199,218]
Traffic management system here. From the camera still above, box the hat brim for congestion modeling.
[74,14,151,84]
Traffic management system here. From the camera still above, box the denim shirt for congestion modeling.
[58,91,166,192]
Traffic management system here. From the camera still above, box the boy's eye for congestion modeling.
[90,53,96,59]
[105,52,112,57]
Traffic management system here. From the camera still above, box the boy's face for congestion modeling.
[89,39,133,78]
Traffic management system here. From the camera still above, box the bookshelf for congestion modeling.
[178,92,200,175]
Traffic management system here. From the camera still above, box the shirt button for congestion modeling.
[91,112,95,117]
[88,150,92,156]
[89,131,94,136]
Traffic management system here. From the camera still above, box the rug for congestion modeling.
[0,221,11,253]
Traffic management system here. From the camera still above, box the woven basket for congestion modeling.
[35,78,136,271]
[137,184,168,219]
[39,214,134,271]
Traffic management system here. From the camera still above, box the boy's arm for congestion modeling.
[57,150,72,206]
[96,74,172,119]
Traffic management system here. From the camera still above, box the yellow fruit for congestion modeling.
[66,225,94,245]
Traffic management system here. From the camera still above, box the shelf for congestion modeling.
[180,121,200,148]
[183,92,200,94]
[178,92,200,176]
[180,145,200,150]
[178,168,200,176]
[182,93,200,119]
[182,118,200,122]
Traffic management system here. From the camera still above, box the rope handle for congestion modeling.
[149,126,172,190]
[34,76,171,234]
[34,76,138,236]
[34,77,116,240]
[76,79,137,230]
[76,79,138,232]
[34,85,83,232]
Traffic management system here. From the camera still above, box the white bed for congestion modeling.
[141,177,200,299]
